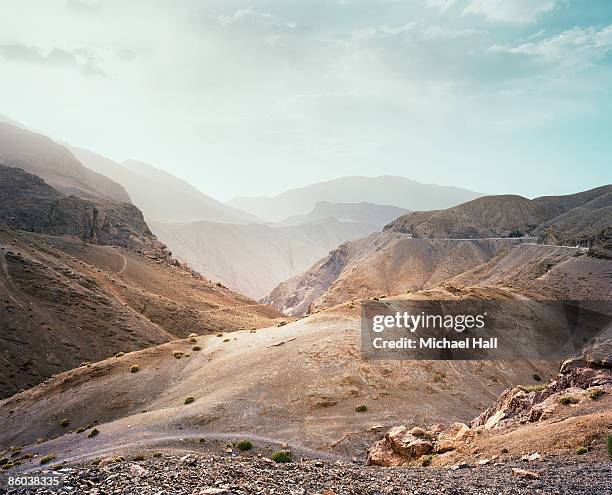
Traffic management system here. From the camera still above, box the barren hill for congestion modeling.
[0,167,281,398]
[69,147,260,224]
[229,176,483,222]
[0,288,561,462]
[386,185,612,243]
[151,218,374,299]
[0,123,130,204]
[264,232,610,317]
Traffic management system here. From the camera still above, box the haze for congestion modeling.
[0,0,611,200]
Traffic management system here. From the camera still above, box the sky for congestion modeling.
[0,0,611,201]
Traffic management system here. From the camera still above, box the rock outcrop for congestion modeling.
[368,338,611,466]
[0,164,169,258]
[471,338,611,430]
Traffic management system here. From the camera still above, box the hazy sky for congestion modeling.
[0,0,611,201]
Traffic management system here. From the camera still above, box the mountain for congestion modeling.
[280,201,409,229]
[385,185,612,243]
[265,186,612,316]
[228,176,484,222]
[150,217,375,299]
[69,146,261,224]
[0,166,281,398]
[0,122,130,203]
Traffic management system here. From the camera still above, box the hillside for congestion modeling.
[280,201,409,229]
[385,186,612,243]
[0,122,130,203]
[0,167,282,398]
[0,288,562,462]
[69,147,260,224]
[150,218,374,299]
[229,176,483,222]
[264,231,611,316]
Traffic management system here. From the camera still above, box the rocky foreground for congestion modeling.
[2,452,611,495]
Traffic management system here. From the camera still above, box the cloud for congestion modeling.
[490,24,612,69]
[426,0,457,12]
[463,0,565,24]
[65,0,101,15]
[0,44,105,77]
[214,8,295,30]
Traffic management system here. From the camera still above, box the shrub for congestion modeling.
[532,374,541,382]
[271,450,292,463]
[421,454,435,467]
[76,427,86,434]
[184,396,195,405]
[130,364,140,373]
[40,454,56,464]
[152,452,162,458]
[87,428,99,438]
[559,395,579,405]
[223,338,230,342]
[355,405,368,413]
[188,337,197,344]
[192,345,201,351]
[188,333,198,338]
[523,384,547,392]
[236,440,253,451]
[216,333,223,337]
[133,453,146,461]
[59,419,70,427]
[0,458,7,465]
[114,352,124,358]
[277,321,287,327]
[173,350,185,359]
[587,388,605,400]
[575,446,588,455]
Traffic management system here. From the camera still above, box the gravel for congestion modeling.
[2,452,610,495]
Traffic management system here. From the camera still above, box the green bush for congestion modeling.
[355,405,368,412]
[523,384,547,392]
[587,388,605,400]
[173,350,185,359]
[40,454,56,464]
[271,450,292,463]
[236,440,253,451]
[76,427,86,434]
[559,395,579,405]
[114,352,124,358]
[192,345,201,351]
[184,396,195,405]
[188,337,197,344]
[153,452,162,458]
[59,419,70,427]
[421,454,435,467]
[575,446,588,455]
[87,428,99,438]
[130,364,140,373]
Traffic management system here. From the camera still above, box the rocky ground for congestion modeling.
[1,451,610,494]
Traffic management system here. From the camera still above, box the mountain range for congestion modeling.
[229,175,484,222]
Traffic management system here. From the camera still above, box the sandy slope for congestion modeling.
[0,288,559,463]
[0,227,282,399]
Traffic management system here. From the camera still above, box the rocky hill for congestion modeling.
[229,175,483,222]
[0,165,163,255]
[0,122,130,204]
[385,185,611,243]
[0,166,282,398]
